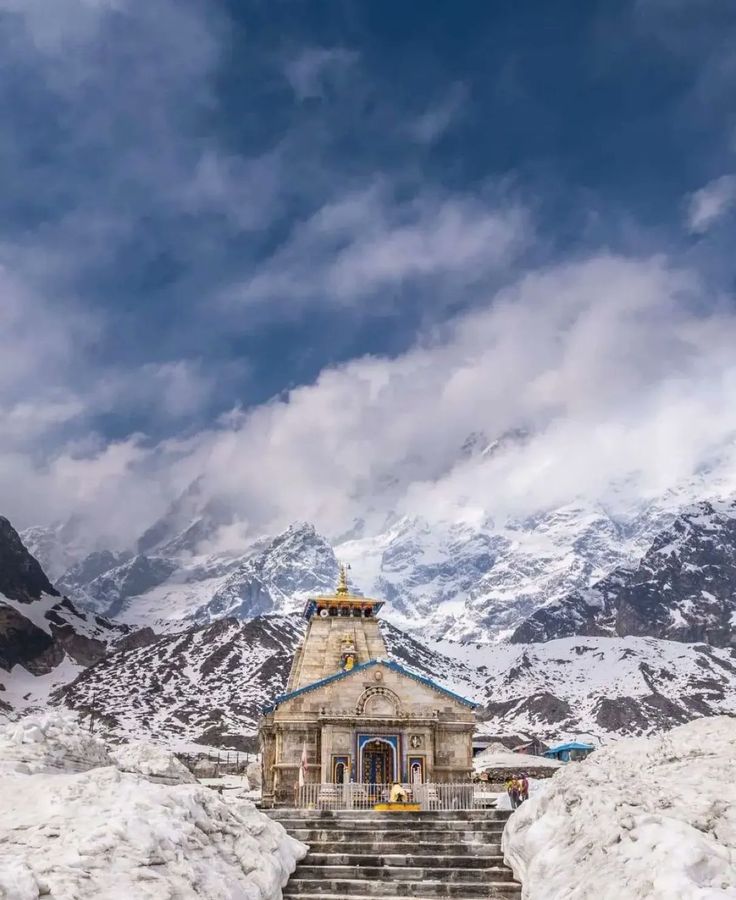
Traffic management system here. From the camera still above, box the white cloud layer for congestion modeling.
[686,174,736,233]
[284,47,358,101]
[2,0,736,560]
[227,185,529,311]
[6,250,736,554]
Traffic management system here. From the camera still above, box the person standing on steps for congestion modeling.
[506,775,520,809]
[519,774,529,804]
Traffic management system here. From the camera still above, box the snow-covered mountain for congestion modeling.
[20,517,89,584]
[53,614,486,749]
[33,501,673,644]
[52,616,736,748]
[449,635,736,740]
[202,523,339,623]
[6,482,736,748]
[21,420,736,648]
[28,423,736,647]
[512,500,736,647]
[338,502,669,642]
[0,517,127,714]
[56,616,304,750]
[57,522,339,630]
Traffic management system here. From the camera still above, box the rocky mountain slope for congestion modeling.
[24,504,671,645]
[512,501,736,647]
[56,616,304,750]
[54,615,486,749]
[0,517,126,713]
[5,489,736,748]
[449,635,736,739]
[53,614,736,748]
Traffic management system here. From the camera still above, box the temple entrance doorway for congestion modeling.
[361,739,395,784]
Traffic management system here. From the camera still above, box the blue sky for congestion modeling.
[2,0,736,544]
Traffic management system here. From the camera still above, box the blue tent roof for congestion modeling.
[263,658,477,713]
[544,741,595,756]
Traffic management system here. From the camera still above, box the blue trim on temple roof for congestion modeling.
[262,658,477,713]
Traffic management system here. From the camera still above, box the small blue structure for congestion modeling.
[543,741,595,763]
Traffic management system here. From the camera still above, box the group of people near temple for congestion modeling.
[505,774,530,809]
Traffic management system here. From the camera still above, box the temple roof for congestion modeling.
[262,658,478,712]
[302,563,385,620]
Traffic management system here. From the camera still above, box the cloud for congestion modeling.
[409,83,467,144]
[227,185,530,312]
[0,0,123,51]
[168,254,736,546]
[3,0,736,560]
[12,250,736,553]
[284,47,358,101]
[686,174,736,233]
[0,258,101,440]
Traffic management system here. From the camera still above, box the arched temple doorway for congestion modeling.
[360,738,397,784]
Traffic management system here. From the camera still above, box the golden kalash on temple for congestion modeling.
[259,566,477,809]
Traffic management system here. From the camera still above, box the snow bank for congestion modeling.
[0,712,112,775]
[110,740,197,784]
[503,716,736,900]
[0,714,306,900]
[473,746,562,772]
[199,773,254,795]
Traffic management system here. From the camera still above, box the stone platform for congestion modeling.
[267,808,522,899]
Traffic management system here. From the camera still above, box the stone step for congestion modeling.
[270,811,510,822]
[267,809,511,822]
[274,821,509,832]
[304,853,506,868]
[282,819,509,830]
[298,840,502,856]
[283,879,521,897]
[285,823,507,832]
[288,828,505,843]
[283,827,507,840]
[270,807,521,899]
[283,895,520,900]
[294,865,515,882]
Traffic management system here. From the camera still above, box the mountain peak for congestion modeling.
[511,500,736,647]
[197,522,338,622]
[0,516,58,603]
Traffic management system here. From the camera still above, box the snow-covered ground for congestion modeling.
[109,740,197,785]
[0,655,83,715]
[472,745,562,773]
[502,716,736,899]
[0,714,306,900]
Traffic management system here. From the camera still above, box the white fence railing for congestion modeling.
[294,782,497,811]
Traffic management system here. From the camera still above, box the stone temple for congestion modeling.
[260,567,477,806]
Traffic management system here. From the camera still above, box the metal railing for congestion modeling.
[294,782,498,811]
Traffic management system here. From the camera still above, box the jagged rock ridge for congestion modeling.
[0,517,125,699]
[512,501,736,647]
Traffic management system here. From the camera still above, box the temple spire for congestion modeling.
[336,563,349,596]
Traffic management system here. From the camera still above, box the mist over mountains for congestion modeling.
[3,427,736,749]
[22,421,736,644]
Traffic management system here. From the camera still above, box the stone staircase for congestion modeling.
[267,808,522,899]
